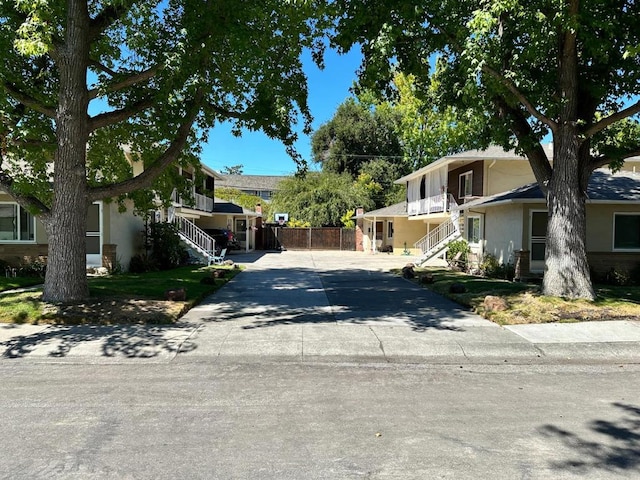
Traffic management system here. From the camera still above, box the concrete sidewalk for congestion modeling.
[1,250,639,363]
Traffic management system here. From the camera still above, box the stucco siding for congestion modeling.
[106,201,145,270]
[485,160,536,196]
[482,204,524,265]
[586,203,640,251]
[391,217,427,254]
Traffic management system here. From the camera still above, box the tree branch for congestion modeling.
[493,96,553,194]
[0,82,56,118]
[88,0,137,41]
[590,148,640,170]
[88,97,156,131]
[0,170,51,216]
[88,65,163,99]
[482,64,558,133]
[208,102,247,120]
[88,59,118,78]
[584,100,640,138]
[87,89,205,201]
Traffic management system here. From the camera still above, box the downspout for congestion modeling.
[373,216,377,253]
[245,214,249,252]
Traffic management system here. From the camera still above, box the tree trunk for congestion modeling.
[542,135,595,300]
[42,0,90,303]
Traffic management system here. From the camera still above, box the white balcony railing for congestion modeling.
[408,193,457,216]
[171,189,214,212]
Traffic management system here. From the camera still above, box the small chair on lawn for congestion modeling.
[209,248,227,266]
[447,251,465,271]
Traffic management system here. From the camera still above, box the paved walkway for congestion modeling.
[1,250,639,363]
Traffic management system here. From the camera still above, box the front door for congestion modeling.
[86,203,102,266]
[235,219,247,249]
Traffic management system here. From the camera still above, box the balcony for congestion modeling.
[171,189,214,213]
[408,193,458,217]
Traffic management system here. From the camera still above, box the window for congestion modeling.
[466,216,480,244]
[419,176,426,199]
[387,221,394,238]
[530,211,547,261]
[459,171,473,198]
[614,213,640,250]
[0,204,35,242]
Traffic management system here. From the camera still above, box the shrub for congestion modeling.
[446,239,470,263]
[479,253,515,281]
[129,254,158,273]
[18,259,47,278]
[149,222,188,270]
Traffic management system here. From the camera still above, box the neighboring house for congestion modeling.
[356,144,640,278]
[217,174,286,201]
[0,155,259,271]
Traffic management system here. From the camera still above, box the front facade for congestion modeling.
[361,145,640,278]
[0,158,260,272]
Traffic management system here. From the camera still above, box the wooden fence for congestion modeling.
[259,226,356,251]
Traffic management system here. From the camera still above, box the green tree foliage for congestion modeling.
[332,0,640,299]
[222,165,244,175]
[311,97,405,178]
[270,171,374,227]
[0,0,325,301]
[214,186,271,221]
[375,72,484,170]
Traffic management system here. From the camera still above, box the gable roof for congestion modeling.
[459,169,640,210]
[395,144,554,184]
[218,175,287,191]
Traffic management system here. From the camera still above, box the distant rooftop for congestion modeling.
[217,175,288,191]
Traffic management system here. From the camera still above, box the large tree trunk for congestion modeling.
[42,0,90,302]
[542,136,595,300]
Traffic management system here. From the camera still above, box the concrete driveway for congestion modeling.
[1,250,639,362]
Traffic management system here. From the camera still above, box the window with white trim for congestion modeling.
[466,216,481,244]
[614,213,640,250]
[459,171,473,198]
[0,203,35,242]
[387,221,394,238]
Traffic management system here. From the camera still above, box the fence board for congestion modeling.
[260,226,355,251]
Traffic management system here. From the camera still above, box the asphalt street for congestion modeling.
[1,250,639,479]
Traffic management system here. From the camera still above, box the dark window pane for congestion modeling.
[614,215,640,249]
[531,242,546,261]
[531,212,547,237]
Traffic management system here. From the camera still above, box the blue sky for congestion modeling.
[200,48,363,176]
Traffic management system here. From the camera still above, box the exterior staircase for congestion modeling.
[173,216,216,264]
[414,211,462,265]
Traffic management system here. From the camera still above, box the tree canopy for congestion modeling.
[0,0,325,301]
[311,97,405,178]
[269,171,374,227]
[331,0,640,299]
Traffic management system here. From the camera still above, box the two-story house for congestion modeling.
[0,152,259,272]
[357,144,640,279]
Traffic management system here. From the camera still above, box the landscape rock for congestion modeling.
[483,295,509,312]
[402,263,415,279]
[164,287,186,301]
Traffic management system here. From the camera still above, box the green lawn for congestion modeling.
[0,264,242,324]
[403,267,640,325]
[0,276,44,292]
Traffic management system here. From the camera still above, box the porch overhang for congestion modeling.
[408,212,451,222]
